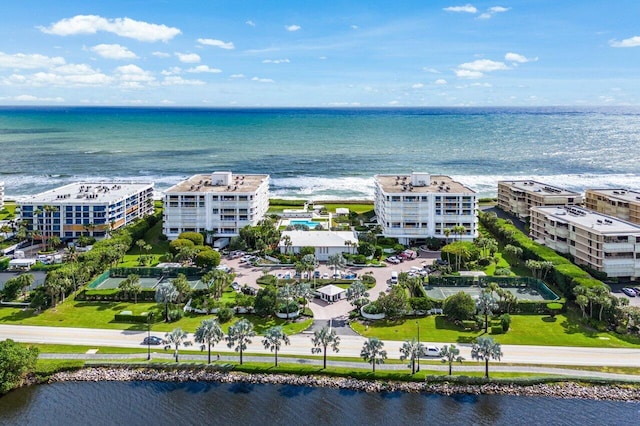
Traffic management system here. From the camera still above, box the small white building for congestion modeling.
[316,284,346,302]
[279,230,357,261]
[8,258,36,271]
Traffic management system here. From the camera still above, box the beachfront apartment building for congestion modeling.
[18,182,154,240]
[374,173,478,245]
[163,171,269,241]
[585,189,640,225]
[530,205,640,279]
[497,180,582,219]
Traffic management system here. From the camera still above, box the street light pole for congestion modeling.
[147,312,154,361]
[416,321,420,373]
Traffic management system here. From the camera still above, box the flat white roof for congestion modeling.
[166,172,268,194]
[587,188,640,204]
[280,230,357,248]
[375,174,475,194]
[19,182,153,204]
[317,284,346,296]
[499,180,580,196]
[533,206,640,235]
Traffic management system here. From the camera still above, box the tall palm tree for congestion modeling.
[136,239,146,264]
[164,327,192,362]
[471,336,503,378]
[226,318,255,365]
[194,318,224,364]
[399,338,424,375]
[360,337,387,373]
[311,326,340,369]
[262,326,290,367]
[155,281,179,322]
[439,344,465,375]
[17,273,35,299]
[346,280,370,310]
[327,253,346,277]
[476,290,498,333]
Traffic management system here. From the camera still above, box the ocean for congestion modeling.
[1,106,639,199]
[0,381,638,426]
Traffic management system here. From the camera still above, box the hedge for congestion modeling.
[491,325,504,334]
[479,212,608,298]
[0,257,9,271]
[76,288,157,302]
[114,312,151,323]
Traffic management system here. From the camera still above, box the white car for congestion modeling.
[622,287,637,297]
[423,345,441,357]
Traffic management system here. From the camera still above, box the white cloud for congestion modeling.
[285,25,301,32]
[246,20,256,27]
[230,74,245,79]
[161,67,182,76]
[470,82,492,87]
[478,6,510,19]
[459,59,509,72]
[262,59,290,64]
[252,76,274,83]
[4,95,65,102]
[197,38,235,50]
[175,53,201,63]
[3,66,113,87]
[90,44,137,60]
[443,4,478,13]
[454,69,484,79]
[411,83,424,89]
[162,76,205,86]
[160,99,174,105]
[422,67,440,73]
[115,64,155,82]
[0,51,65,69]
[388,100,400,105]
[434,79,448,85]
[187,65,222,73]
[505,52,538,63]
[610,36,640,48]
[152,51,171,58]
[39,15,181,42]
[351,25,359,30]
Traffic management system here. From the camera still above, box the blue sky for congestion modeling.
[1,0,639,106]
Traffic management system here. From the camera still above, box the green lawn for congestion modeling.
[0,299,312,335]
[0,201,16,220]
[268,199,374,215]
[117,219,171,267]
[352,311,640,348]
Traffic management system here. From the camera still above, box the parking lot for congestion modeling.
[610,283,640,307]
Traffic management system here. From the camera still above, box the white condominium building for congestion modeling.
[497,180,582,219]
[18,182,154,239]
[585,188,640,225]
[163,171,269,241]
[374,172,478,245]
[530,205,640,279]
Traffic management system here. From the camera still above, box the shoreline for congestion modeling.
[47,367,640,402]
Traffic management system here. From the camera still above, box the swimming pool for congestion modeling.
[290,219,322,229]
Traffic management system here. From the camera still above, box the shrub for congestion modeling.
[478,257,492,267]
[169,238,195,253]
[216,306,234,323]
[494,267,511,276]
[114,312,151,324]
[0,257,9,271]
[277,301,299,313]
[353,254,367,264]
[167,309,184,322]
[195,250,221,268]
[461,320,477,331]
[491,325,504,334]
[500,314,511,332]
[442,291,475,321]
[178,232,204,246]
[362,301,383,315]
[409,297,433,312]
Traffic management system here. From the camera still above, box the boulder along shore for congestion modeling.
[49,367,640,402]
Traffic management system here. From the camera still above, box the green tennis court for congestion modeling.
[93,276,161,289]
[424,285,549,301]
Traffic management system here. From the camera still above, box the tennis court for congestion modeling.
[424,285,551,301]
[92,276,161,290]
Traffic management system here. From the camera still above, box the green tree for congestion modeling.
[195,249,221,268]
[136,239,146,264]
[164,327,192,362]
[443,291,476,322]
[254,286,277,317]
[327,253,346,277]
[262,326,290,367]
[360,337,387,373]
[440,344,465,375]
[471,336,503,378]
[476,290,498,333]
[155,281,179,322]
[194,318,224,364]
[399,338,424,375]
[0,339,39,394]
[311,326,340,369]
[377,285,407,320]
[172,273,192,303]
[226,318,256,365]
[346,280,370,310]
[118,274,141,303]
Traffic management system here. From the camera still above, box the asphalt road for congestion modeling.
[3,324,640,368]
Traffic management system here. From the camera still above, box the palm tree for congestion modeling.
[172,273,192,303]
[452,224,466,241]
[346,280,370,310]
[360,337,387,373]
[471,336,503,378]
[194,318,224,364]
[440,344,465,375]
[278,284,295,319]
[476,290,498,333]
[17,273,35,299]
[155,281,178,322]
[226,318,255,365]
[399,338,424,374]
[164,327,192,362]
[281,235,292,255]
[311,326,340,369]
[293,281,313,312]
[327,253,346,277]
[262,326,291,367]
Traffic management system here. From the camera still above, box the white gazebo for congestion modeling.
[316,284,346,302]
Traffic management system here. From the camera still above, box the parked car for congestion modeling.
[385,256,400,264]
[322,273,329,279]
[314,271,321,279]
[143,336,165,346]
[422,345,441,357]
[622,287,637,297]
